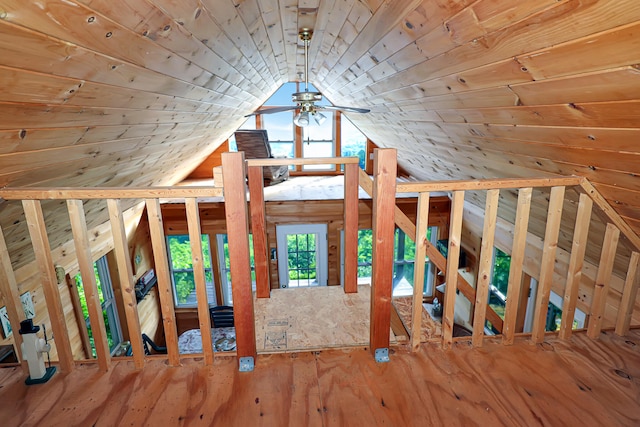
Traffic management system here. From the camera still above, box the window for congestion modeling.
[167,234,216,308]
[341,115,367,169]
[74,255,122,356]
[487,248,511,326]
[216,234,256,305]
[302,114,335,171]
[263,112,294,158]
[241,83,369,172]
[275,224,328,288]
[341,227,437,296]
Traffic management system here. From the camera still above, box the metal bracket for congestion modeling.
[239,356,255,372]
[374,348,390,363]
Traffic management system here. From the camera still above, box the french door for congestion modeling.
[276,224,328,288]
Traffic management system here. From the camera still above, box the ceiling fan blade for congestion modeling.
[321,105,371,114]
[245,105,298,117]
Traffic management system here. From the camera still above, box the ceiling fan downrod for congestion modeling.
[300,28,312,93]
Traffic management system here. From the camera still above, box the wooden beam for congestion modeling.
[245,156,360,167]
[343,163,359,294]
[472,189,499,347]
[531,186,566,343]
[370,148,397,356]
[22,200,74,373]
[411,192,430,351]
[247,166,270,298]
[615,252,640,336]
[358,168,416,238]
[397,176,581,193]
[0,187,223,200]
[185,198,214,365]
[145,199,180,366]
[516,274,533,333]
[65,274,92,359]
[580,179,640,252]
[443,191,465,350]
[502,188,532,345]
[67,199,110,371]
[209,233,224,306]
[587,223,620,339]
[0,224,27,372]
[559,193,593,340]
[222,152,257,363]
[107,199,144,369]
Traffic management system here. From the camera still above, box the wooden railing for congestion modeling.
[366,149,640,351]
[1,149,639,374]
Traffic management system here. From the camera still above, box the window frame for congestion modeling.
[166,234,217,309]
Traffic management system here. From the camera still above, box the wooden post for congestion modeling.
[0,225,28,372]
[65,274,92,359]
[222,152,257,367]
[145,199,180,366]
[471,189,499,347]
[344,162,359,293]
[615,252,640,336]
[185,198,215,365]
[370,148,397,358]
[559,193,593,340]
[209,233,224,305]
[587,223,620,339]
[411,192,430,351]
[67,200,111,371]
[107,199,144,369]
[515,274,533,333]
[22,200,75,373]
[248,165,270,298]
[531,186,565,343]
[502,188,532,345]
[443,191,465,350]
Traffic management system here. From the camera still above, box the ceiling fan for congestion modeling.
[246,29,370,127]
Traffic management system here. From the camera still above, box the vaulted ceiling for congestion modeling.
[1,0,639,272]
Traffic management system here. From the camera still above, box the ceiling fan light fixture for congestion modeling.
[294,111,310,127]
[313,111,327,125]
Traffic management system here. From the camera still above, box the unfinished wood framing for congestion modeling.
[343,163,359,294]
[65,273,92,359]
[247,166,270,298]
[107,198,144,369]
[559,193,593,340]
[472,189,499,347]
[531,186,566,343]
[22,200,74,373]
[502,187,533,345]
[222,152,257,362]
[0,225,27,371]
[67,199,110,371]
[616,252,640,336]
[587,223,621,339]
[411,192,430,351]
[442,190,465,350]
[185,198,214,365]
[370,148,397,355]
[145,198,180,366]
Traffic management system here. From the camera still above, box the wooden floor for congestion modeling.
[254,285,396,353]
[1,329,639,426]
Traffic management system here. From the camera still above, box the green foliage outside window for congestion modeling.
[168,235,213,305]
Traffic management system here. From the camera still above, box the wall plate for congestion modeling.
[21,292,35,319]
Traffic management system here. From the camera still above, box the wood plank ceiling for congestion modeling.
[0,0,639,274]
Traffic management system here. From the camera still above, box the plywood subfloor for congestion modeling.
[254,285,394,352]
[393,296,442,342]
[1,330,639,426]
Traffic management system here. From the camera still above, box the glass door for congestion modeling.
[276,224,328,288]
